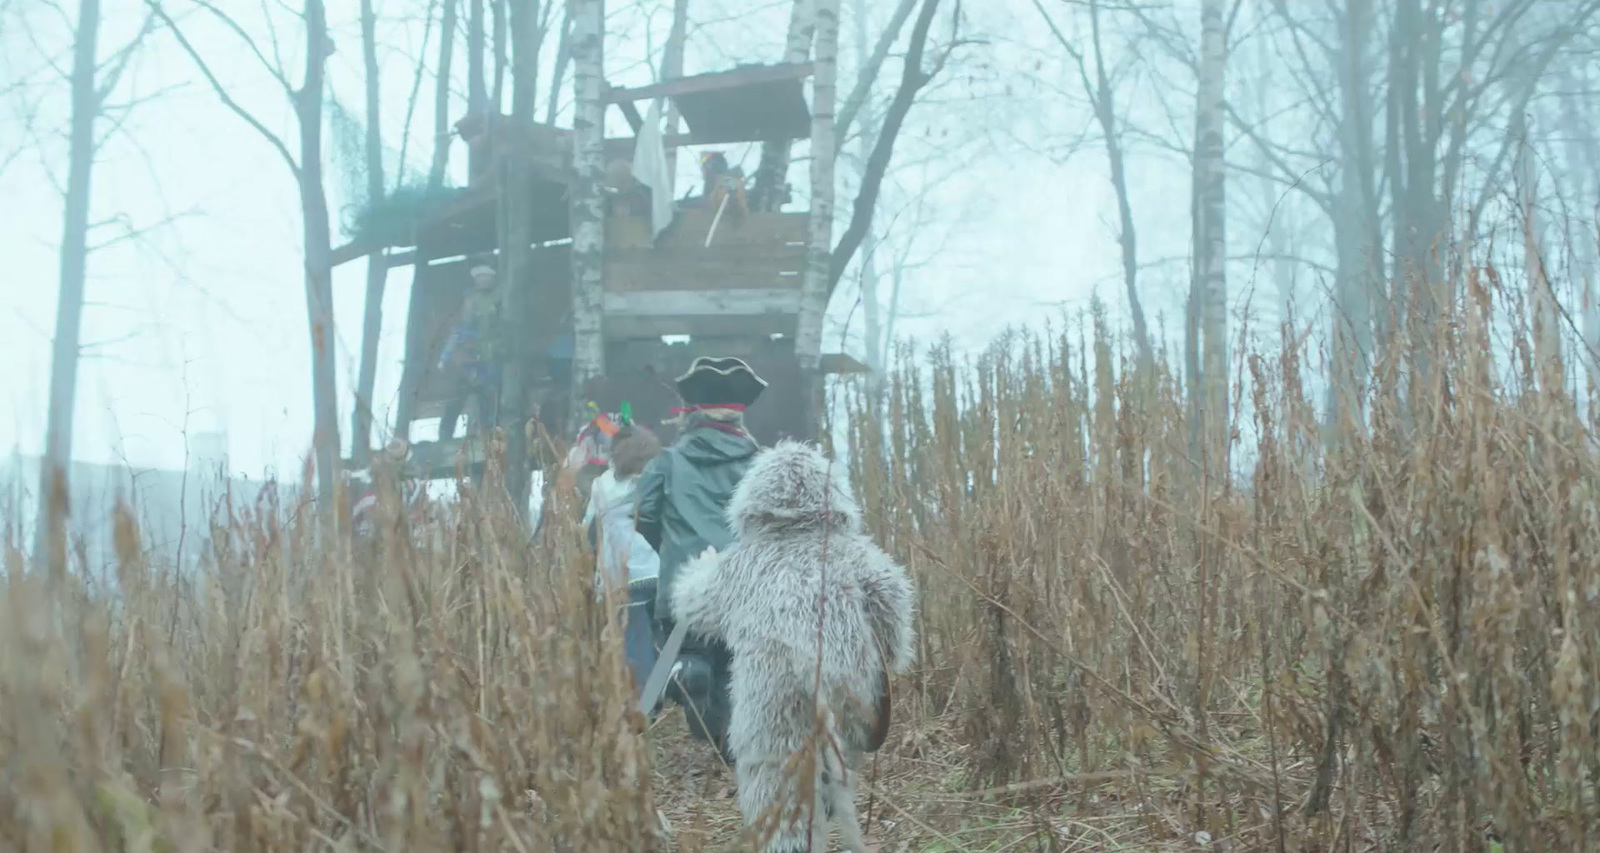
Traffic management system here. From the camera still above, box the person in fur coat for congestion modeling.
[671,440,916,853]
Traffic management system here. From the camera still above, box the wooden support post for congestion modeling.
[499,145,536,509]
[393,254,431,443]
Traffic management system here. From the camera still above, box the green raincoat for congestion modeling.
[633,417,760,622]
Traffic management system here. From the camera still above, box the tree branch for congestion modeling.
[829,0,952,293]
[192,0,296,93]
[835,0,918,145]
[145,0,301,179]
[94,12,157,105]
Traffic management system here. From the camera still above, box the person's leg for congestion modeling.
[439,390,466,441]
[666,629,735,762]
[622,600,657,696]
[624,578,659,699]
[474,376,500,435]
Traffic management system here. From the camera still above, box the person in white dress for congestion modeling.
[582,424,663,693]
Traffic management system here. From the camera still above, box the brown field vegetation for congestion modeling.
[3,280,1598,852]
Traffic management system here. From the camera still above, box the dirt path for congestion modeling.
[645,708,1200,852]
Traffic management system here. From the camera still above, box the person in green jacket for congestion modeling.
[634,356,766,759]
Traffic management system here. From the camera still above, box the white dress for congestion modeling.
[583,469,661,592]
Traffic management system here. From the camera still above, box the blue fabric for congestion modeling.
[623,600,658,696]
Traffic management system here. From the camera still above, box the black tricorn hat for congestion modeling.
[674,356,767,408]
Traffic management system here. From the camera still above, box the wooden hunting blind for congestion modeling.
[332,61,868,481]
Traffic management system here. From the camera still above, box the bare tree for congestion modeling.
[1189,0,1227,466]
[1032,0,1153,377]
[1555,64,1600,389]
[661,0,690,181]
[469,0,487,111]
[544,8,572,125]
[750,0,817,212]
[849,0,887,392]
[1513,54,1562,392]
[30,1,164,566]
[492,0,507,109]
[148,0,342,518]
[839,0,916,387]
[430,0,460,189]
[1327,0,1380,437]
[35,0,102,568]
[826,0,952,293]
[834,0,919,150]
[513,0,560,125]
[350,0,388,467]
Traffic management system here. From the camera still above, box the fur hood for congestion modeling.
[726,440,862,537]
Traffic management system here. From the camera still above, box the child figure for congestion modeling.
[583,422,664,694]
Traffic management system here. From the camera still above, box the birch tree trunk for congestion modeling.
[751,0,817,211]
[35,0,101,568]
[351,0,388,466]
[568,0,606,432]
[429,0,460,190]
[1192,0,1228,473]
[796,0,838,439]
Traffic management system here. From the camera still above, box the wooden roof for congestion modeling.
[605,62,813,153]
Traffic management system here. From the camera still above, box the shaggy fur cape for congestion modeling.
[671,440,916,853]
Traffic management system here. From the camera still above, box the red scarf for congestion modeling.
[671,404,751,438]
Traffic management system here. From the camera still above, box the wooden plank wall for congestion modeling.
[602,209,807,340]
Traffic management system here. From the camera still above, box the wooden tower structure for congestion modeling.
[331,61,866,482]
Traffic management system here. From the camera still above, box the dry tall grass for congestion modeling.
[4,270,1598,852]
[840,276,1599,850]
[2,448,657,852]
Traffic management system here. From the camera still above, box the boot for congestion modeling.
[668,652,735,764]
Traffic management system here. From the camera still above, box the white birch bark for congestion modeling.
[795,0,839,373]
[568,0,606,425]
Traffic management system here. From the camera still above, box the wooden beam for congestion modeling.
[820,353,872,375]
[604,247,804,292]
[613,95,644,133]
[606,209,807,250]
[604,62,814,105]
[604,312,798,340]
[604,288,802,317]
[331,240,379,267]
[601,123,810,157]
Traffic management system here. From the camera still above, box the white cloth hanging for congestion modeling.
[631,97,676,241]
